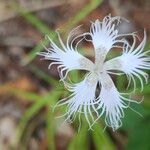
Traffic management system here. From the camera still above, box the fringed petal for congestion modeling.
[39,28,94,79]
[88,14,130,52]
[54,73,99,127]
[104,31,150,91]
[98,73,137,131]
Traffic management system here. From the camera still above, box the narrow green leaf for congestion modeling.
[11,2,56,65]
[65,0,103,31]
[0,86,41,102]
[92,123,115,150]
[11,2,54,35]
[46,106,56,150]
[16,90,61,145]
[68,122,89,150]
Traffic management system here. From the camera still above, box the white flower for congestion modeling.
[39,15,150,131]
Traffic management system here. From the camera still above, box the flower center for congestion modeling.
[80,46,111,87]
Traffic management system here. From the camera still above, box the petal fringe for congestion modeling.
[54,74,99,127]
[38,28,94,79]
[104,31,150,91]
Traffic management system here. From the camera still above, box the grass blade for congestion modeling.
[92,124,115,150]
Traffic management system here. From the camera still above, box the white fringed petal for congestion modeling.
[88,14,128,52]
[104,31,150,90]
[39,29,94,79]
[98,73,130,131]
[54,74,99,126]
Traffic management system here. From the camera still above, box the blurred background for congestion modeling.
[0,0,150,150]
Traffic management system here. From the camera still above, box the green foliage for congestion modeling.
[92,124,115,150]
[68,122,89,150]
[126,117,150,150]
[65,0,103,32]
[46,106,56,150]
[16,90,62,148]
[122,97,150,150]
